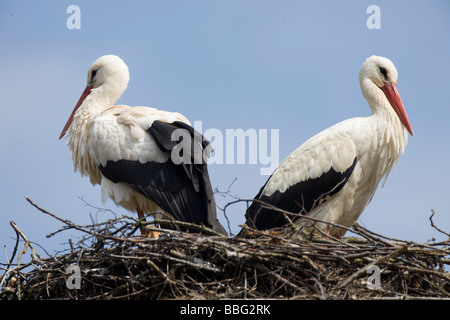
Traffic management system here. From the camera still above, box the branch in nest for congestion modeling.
[429,210,450,239]
[1,196,449,300]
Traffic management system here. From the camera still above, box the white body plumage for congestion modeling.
[60,55,226,235]
[243,55,413,238]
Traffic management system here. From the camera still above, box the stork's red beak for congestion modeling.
[381,83,413,136]
[59,85,93,140]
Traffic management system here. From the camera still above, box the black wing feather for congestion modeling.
[98,120,225,235]
[244,157,358,230]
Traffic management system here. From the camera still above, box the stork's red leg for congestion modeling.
[326,225,331,240]
[136,207,161,238]
[136,207,148,236]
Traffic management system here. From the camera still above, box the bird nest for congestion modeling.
[1,196,449,300]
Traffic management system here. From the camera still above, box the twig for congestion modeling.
[145,259,176,285]
[9,221,42,262]
[0,225,20,288]
[25,196,92,236]
[339,244,409,288]
[429,210,450,238]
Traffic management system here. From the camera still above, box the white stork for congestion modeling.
[59,55,227,237]
[241,55,413,238]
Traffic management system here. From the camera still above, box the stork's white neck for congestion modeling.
[361,78,388,115]
[66,82,125,184]
[360,77,409,164]
[361,78,404,132]
[85,81,125,111]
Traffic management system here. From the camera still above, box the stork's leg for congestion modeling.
[136,207,161,238]
[136,207,148,236]
[325,225,342,240]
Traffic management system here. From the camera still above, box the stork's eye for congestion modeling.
[91,69,98,83]
[379,67,387,80]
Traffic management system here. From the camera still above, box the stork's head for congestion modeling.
[59,55,130,139]
[359,55,413,136]
[87,55,130,92]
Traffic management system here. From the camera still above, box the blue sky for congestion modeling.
[1,1,449,261]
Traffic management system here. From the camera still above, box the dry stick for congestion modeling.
[353,223,408,247]
[339,244,410,288]
[255,264,303,293]
[146,218,228,238]
[396,265,450,283]
[25,196,94,236]
[0,224,20,287]
[25,195,146,244]
[9,221,42,262]
[214,177,239,235]
[312,224,361,249]
[3,221,46,299]
[429,210,450,238]
[110,252,221,273]
[9,222,28,300]
[145,259,176,285]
